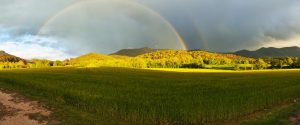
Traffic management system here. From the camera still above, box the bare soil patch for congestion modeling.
[290,109,300,125]
[0,89,56,125]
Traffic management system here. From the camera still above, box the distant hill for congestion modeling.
[71,49,255,68]
[234,46,300,58]
[70,53,116,64]
[0,50,24,62]
[110,47,158,57]
[69,53,131,67]
[139,50,254,62]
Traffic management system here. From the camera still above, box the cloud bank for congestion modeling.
[0,33,73,60]
[0,0,300,59]
[139,0,300,51]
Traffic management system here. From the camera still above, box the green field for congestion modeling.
[0,67,300,125]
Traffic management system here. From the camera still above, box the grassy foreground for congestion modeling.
[0,67,300,124]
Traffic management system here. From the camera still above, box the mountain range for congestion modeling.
[233,46,300,58]
[1,46,299,62]
[111,46,300,58]
[110,47,158,57]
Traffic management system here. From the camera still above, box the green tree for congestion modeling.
[256,59,268,69]
[17,60,26,68]
[286,57,294,67]
[131,58,147,68]
[53,60,63,67]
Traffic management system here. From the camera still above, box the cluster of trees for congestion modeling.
[0,54,23,62]
[67,50,257,69]
[28,60,68,68]
[28,60,51,68]
[136,50,300,70]
[263,57,300,69]
[0,59,67,69]
[232,57,300,70]
[1,50,300,70]
[0,60,26,69]
[137,50,256,69]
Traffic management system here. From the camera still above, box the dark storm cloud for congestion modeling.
[140,0,300,51]
[0,0,74,36]
[0,0,300,59]
[38,0,184,54]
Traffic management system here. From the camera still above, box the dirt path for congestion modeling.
[290,110,300,125]
[0,90,54,125]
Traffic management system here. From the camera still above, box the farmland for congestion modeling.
[0,67,300,124]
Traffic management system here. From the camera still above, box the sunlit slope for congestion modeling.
[138,50,254,61]
[110,47,158,57]
[71,50,255,68]
[0,50,24,62]
[69,53,131,67]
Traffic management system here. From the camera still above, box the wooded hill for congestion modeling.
[110,47,158,57]
[234,46,300,58]
[0,51,27,69]
[69,50,260,69]
[68,50,300,69]
[0,50,24,62]
[137,50,256,68]
[1,49,300,70]
[110,46,300,58]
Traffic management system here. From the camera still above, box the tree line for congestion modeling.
[0,50,300,70]
[0,59,67,69]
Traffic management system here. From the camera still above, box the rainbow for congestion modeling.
[37,0,189,50]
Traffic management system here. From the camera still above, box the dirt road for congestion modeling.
[290,109,300,125]
[0,90,54,125]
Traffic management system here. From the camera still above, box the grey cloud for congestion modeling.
[140,0,300,51]
[0,0,74,36]
[38,0,184,54]
[1,0,300,57]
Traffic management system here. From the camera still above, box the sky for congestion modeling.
[0,0,300,60]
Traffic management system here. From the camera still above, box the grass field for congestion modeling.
[0,67,300,125]
[148,68,300,73]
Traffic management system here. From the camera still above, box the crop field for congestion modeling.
[0,67,300,125]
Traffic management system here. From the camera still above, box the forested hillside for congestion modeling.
[234,46,300,58]
[137,50,255,68]
[69,53,132,67]
[0,51,26,69]
[1,49,300,70]
[110,47,158,57]
[69,50,263,70]
[0,50,23,62]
